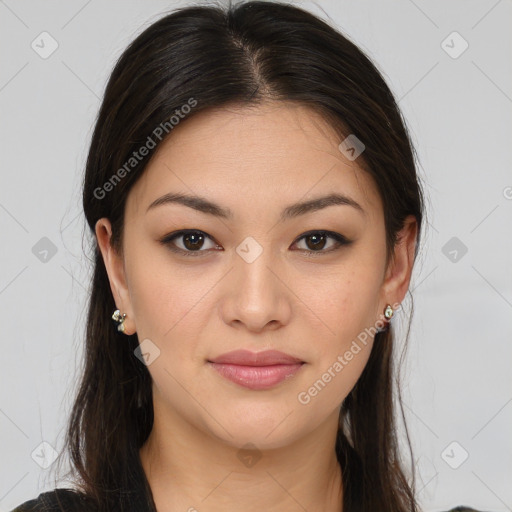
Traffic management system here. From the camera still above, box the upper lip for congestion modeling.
[208,349,304,366]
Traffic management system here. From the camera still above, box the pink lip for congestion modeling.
[207,350,305,390]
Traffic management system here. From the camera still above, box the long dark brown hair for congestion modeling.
[53,1,426,510]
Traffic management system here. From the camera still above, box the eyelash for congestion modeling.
[159,229,352,258]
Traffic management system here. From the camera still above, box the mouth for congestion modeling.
[207,349,305,390]
[208,349,304,366]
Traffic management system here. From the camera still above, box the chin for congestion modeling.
[201,407,307,452]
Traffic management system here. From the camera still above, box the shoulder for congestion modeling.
[445,508,483,512]
[9,488,96,512]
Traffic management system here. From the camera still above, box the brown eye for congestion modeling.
[160,229,351,258]
[181,232,205,251]
[161,230,220,257]
[293,231,351,255]
[303,232,328,251]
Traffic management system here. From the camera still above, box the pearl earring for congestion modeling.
[111,309,127,333]
[376,304,396,333]
[384,304,394,320]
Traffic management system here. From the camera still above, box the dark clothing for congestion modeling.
[10,489,91,511]
[9,489,487,512]
[10,447,156,512]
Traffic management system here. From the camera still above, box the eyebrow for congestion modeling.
[146,192,365,220]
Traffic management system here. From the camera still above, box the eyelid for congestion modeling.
[293,230,351,256]
[159,229,352,257]
[160,229,221,257]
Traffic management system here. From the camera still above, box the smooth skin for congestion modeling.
[96,101,417,512]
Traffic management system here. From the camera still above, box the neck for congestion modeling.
[139,403,343,512]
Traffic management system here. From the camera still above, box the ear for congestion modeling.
[95,218,136,335]
[379,215,418,313]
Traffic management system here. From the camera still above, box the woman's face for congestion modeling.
[97,101,415,450]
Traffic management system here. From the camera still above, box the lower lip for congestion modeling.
[208,362,304,390]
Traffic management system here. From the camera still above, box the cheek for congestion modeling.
[298,261,381,350]
[125,242,212,347]
[295,285,376,413]
[293,259,382,404]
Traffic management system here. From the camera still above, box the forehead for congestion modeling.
[126,101,382,222]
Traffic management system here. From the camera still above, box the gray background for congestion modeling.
[1,0,511,510]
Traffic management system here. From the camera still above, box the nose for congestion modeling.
[219,239,292,333]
